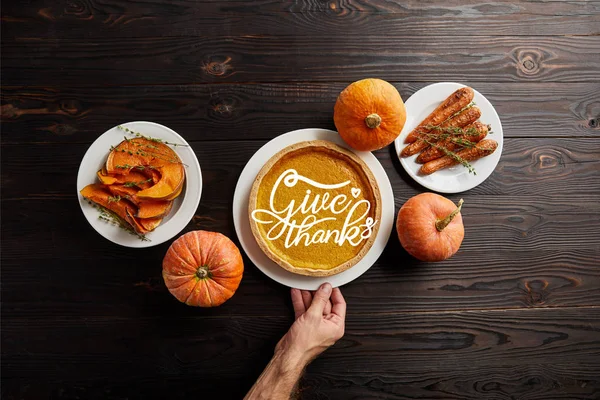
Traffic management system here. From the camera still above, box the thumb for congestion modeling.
[308,283,332,316]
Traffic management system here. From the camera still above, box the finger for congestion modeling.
[307,283,333,316]
[330,287,346,321]
[291,288,306,319]
[301,290,312,310]
[323,299,332,315]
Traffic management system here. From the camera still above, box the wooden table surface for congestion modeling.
[2,1,600,399]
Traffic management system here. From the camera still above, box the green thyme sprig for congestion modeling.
[118,125,189,147]
[449,137,477,148]
[449,101,476,119]
[110,146,181,165]
[123,178,153,188]
[107,195,122,203]
[407,102,493,174]
[114,164,157,171]
[88,201,150,242]
[422,132,477,149]
[423,125,480,137]
[422,138,477,175]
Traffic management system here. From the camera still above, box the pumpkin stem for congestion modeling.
[196,266,210,279]
[365,113,382,129]
[435,198,464,232]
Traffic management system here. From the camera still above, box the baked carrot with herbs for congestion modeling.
[401,106,481,157]
[416,121,490,164]
[419,139,498,175]
[404,87,474,144]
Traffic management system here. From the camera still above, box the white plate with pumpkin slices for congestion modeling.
[77,121,202,248]
[394,82,503,194]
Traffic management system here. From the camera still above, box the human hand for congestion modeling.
[275,283,346,367]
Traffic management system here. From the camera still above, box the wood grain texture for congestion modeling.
[3,36,600,86]
[2,139,598,317]
[2,138,598,201]
[2,308,600,399]
[2,82,598,144]
[2,0,600,398]
[2,0,599,38]
[2,197,598,317]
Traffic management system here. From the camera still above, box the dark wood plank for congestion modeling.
[2,82,598,144]
[3,36,599,86]
[2,308,599,399]
[2,138,598,316]
[2,196,598,317]
[3,0,599,38]
[300,363,600,400]
[2,1,599,398]
[2,138,598,201]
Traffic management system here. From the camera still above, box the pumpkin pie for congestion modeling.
[249,140,381,277]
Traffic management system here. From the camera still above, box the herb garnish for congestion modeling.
[411,112,493,174]
[88,201,149,241]
[123,178,153,188]
[422,138,477,174]
[118,125,189,147]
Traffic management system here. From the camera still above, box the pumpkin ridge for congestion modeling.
[188,232,205,269]
[183,279,202,305]
[181,233,203,270]
[201,280,213,307]
[170,238,196,268]
[166,277,196,303]
[204,234,224,271]
[166,243,197,274]
[208,260,241,278]
[197,232,209,267]
[182,287,195,304]
[204,275,233,294]
[165,275,198,291]
[209,246,243,278]
[205,279,234,305]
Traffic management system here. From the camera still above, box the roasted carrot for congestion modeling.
[404,87,474,144]
[401,106,481,158]
[419,139,498,175]
[416,121,489,164]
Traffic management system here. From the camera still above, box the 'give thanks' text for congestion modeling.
[252,169,377,248]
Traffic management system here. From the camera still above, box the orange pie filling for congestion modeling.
[249,142,381,275]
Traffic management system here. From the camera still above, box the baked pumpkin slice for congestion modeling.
[106,137,185,201]
[80,183,147,233]
[248,140,381,277]
[106,185,173,219]
[96,169,152,188]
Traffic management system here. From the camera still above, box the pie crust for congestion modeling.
[248,140,381,277]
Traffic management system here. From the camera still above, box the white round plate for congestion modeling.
[77,121,202,248]
[394,82,503,193]
[233,128,394,290]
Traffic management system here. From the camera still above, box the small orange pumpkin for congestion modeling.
[162,230,244,307]
[334,78,406,151]
[396,193,464,262]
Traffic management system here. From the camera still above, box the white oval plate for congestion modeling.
[394,82,503,193]
[77,121,202,248]
[233,128,394,290]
